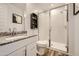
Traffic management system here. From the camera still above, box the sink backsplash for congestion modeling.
[0,31,27,37]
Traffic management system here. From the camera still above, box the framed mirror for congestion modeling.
[12,13,22,24]
[73,3,79,15]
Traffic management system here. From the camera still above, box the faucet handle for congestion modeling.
[9,28,11,32]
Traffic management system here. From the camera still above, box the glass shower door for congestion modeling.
[50,6,67,52]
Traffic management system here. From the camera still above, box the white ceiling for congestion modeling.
[9,3,26,10]
[27,3,67,13]
[29,3,66,10]
[9,3,67,12]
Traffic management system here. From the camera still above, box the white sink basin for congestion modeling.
[5,35,26,41]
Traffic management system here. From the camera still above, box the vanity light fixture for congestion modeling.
[34,10,38,13]
[50,4,54,7]
[64,6,67,10]
[24,14,26,18]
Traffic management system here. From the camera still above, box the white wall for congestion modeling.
[68,4,79,56]
[74,4,79,55]
[25,4,38,36]
[0,4,8,32]
[39,11,49,41]
[0,4,25,32]
[74,14,79,55]
[67,3,79,56]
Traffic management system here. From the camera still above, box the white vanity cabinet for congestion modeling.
[26,42,36,56]
[0,35,38,56]
[26,35,38,56]
[8,47,26,56]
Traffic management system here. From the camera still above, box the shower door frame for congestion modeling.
[38,4,69,53]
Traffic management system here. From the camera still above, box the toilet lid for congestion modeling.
[36,40,67,52]
[36,40,49,47]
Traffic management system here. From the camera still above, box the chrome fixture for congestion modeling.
[11,28,16,36]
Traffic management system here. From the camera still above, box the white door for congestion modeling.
[8,47,25,56]
[50,6,67,45]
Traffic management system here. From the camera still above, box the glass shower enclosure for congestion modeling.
[38,5,68,55]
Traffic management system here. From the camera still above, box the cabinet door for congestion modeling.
[27,42,36,56]
[8,47,25,56]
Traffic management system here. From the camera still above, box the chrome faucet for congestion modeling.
[12,28,16,36]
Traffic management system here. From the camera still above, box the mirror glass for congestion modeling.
[13,14,22,24]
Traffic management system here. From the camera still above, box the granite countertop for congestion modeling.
[0,34,37,46]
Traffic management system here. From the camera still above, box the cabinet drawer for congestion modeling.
[0,39,28,56]
[0,36,38,56]
[27,42,36,56]
[8,47,25,56]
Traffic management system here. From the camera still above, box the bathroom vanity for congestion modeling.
[0,34,38,56]
[0,4,38,56]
